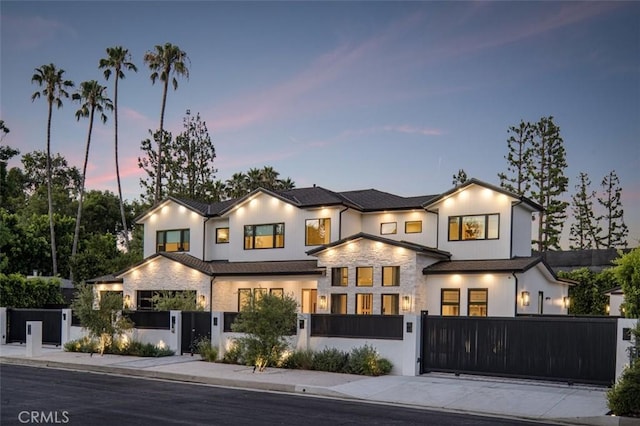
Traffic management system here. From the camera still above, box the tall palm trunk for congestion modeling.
[113,75,129,250]
[154,78,169,204]
[46,102,58,276]
[71,106,95,281]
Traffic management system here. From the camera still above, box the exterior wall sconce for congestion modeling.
[402,295,411,311]
[124,294,131,309]
[563,296,570,309]
[521,291,530,307]
[319,295,327,310]
[606,304,610,314]
[199,295,206,308]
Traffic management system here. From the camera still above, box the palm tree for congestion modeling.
[143,43,190,205]
[70,81,113,281]
[260,166,280,190]
[246,167,263,191]
[99,46,137,250]
[225,172,249,199]
[31,64,74,276]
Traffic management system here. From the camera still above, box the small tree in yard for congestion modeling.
[71,283,132,355]
[231,292,297,372]
[614,247,640,318]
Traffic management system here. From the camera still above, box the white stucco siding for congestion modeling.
[315,238,429,314]
[433,185,515,260]
[361,210,437,248]
[211,277,318,312]
[121,257,211,309]
[425,273,516,317]
[609,293,624,316]
[339,209,362,239]
[516,265,569,315]
[205,218,230,261]
[511,204,534,257]
[140,201,205,259]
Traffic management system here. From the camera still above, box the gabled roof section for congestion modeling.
[277,186,352,208]
[423,178,542,212]
[339,189,437,212]
[306,232,451,259]
[135,196,209,223]
[218,187,303,216]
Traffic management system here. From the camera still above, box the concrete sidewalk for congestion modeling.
[0,343,631,425]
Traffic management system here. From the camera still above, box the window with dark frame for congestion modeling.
[380,222,397,235]
[136,290,194,311]
[356,267,373,286]
[448,214,499,241]
[331,293,347,314]
[156,229,190,252]
[244,223,284,249]
[404,220,422,233]
[441,289,460,316]
[305,218,331,246]
[331,267,348,286]
[270,288,283,298]
[356,293,373,315]
[238,288,252,311]
[468,289,488,317]
[381,294,399,315]
[216,227,229,244]
[382,266,400,286]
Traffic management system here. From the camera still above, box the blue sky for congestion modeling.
[1,1,639,247]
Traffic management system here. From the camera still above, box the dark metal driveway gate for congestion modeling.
[6,308,62,346]
[181,311,211,355]
[420,314,617,385]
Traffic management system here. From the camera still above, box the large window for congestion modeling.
[468,289,488,317]
[331,267,348,286]
[380,222,397,235]
[238,288,270,311]
[381,294,399,315]
[331,294,347,314]
[405,220,422,233]
[356,267,373,287]
[156,229,190,252]
[244,223,284,249]
[382,266,400,286]
[216,227,229,244]
[136,290,195,310]
[441,289,460,316]
[356,293,373,315]
[448,214,499,241]
[305,218,331,246]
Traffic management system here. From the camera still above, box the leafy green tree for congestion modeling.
[452,169,468,186]
[166,110,218,201]
[71,80,113,280]
[71,283,133,355]
[82,190,135,236]
[99,46,138,251]
[0,274,64,308]
[0,120,9,141]
[529,116,569,251]
[231,292,297,371]
[558,267,614,315]
[69,233,126,284]
[598,170,628,249]
[144,43,190,205]
[0,144,20,210]
[498,120,533,196]
[0,210,50,275]
[569,172,601,250]
[613,247,640,318]
[138,129,171,205]
[31,64,74,276]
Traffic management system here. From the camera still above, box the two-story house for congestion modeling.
[89,179,571,316]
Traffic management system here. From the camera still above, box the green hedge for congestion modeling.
[0,273,64,308]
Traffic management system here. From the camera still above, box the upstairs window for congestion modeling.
[216,227,229,244]
[331,267,348,286]
[405,220,422,233]
[441,289,460,316]
[305,218,331,246]
[382,266,400,286]
[448,214,499,241]
[468,289,488,317]
[380,222,397,235]
[356,267,373,287]
[157,229,190,252]
[244,223,284,249]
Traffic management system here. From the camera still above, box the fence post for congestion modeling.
[168,311,181,353]
[296,313,311,352]
[616,318,639,381]
[0,307,6,345]
[60,309,71,347]
[26,321,42,357]
[402,314,421,376]
[211,311,224,358]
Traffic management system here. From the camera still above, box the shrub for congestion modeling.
[64,337,174,357]
[195,338,219,362]
[312,347,349,373]
[221,343,245,365]
[347,344,393,376]
[607,361,640,416]
[281,349,314,370]
[63,336,98,353]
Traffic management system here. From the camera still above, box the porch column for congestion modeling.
[168,310,181,353]
[296,313,311,351]
[211,311,224,357]
[402,314,421,376]
[60,309,72,346]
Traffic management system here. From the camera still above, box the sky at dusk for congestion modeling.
[1,1,639,247]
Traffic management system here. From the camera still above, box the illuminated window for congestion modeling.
[301,289,317,313]
[382,266,400,286]
[448,214,499,241]
[380,222,397,235]
[238,288,269,311]
[331,267,348,286]
[244,223,284,249]
[381,294,399,315]
[156,229,190,252]
[216,227,229,244]
[331,293,347,314]
[468,289,488,317]
[356,267,373,287]
[356,293,373,315]
[270,288,284,298]
[305,218,331,246]
[441,289,460,316]
[137,290,195,311]
[405,221,422,233]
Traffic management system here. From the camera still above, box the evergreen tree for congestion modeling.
[597,170,628,248]
[498,120,533,196]
[569,172,601,249]
[138,129,171,205]
[452,169,468,186]
[528,116,569,251]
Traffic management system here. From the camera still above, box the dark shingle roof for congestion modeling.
[85,274,123,284]
[422,257,543,274]
[339,189,437,211]
[542,248,629,273]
